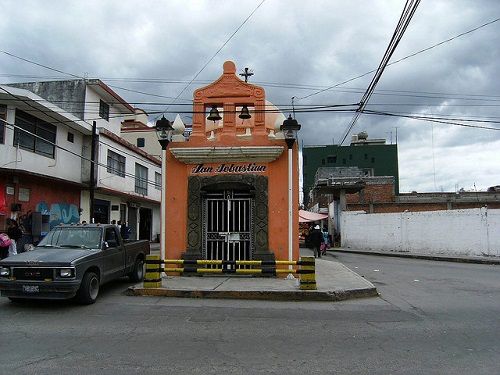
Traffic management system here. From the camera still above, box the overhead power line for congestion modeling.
[0,51,82,79]
[363,110,500,131]
[0,118,162,186]
[157,0,266,119]
[338,0,421,145]
[298,16,500,101]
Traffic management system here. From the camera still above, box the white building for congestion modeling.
[1,80,161,241]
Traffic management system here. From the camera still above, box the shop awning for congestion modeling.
[299,209,328,223]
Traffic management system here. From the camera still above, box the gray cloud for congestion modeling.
[1,0,499,192]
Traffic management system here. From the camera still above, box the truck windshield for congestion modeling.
[38,227,102,249]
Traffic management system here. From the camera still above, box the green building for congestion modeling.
[302,134,399,207]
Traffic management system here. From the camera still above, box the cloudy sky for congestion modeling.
[2,0,499,193]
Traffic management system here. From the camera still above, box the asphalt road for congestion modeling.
[0,252,499,375]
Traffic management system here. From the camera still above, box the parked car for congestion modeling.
[0,223,150,304]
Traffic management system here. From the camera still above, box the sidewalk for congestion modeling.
[127,244,378,302]
[331,247,500,265]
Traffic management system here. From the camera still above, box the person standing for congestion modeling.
[309,224,323,258]
[120,221,130,240]
[7,219,22,256]
[0,233,11,259]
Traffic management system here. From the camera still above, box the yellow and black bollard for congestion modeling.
[299,256,316,290]
[143,255,162,288]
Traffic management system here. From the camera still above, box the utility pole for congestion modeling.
[89,121,97,223]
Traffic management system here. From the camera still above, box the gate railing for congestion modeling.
[143,255,316,290]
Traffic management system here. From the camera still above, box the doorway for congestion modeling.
[203,190,253,267]
[94,199,110,224]
[139,207,152,241]
[128,207,138,240]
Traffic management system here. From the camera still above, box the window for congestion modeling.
[0,105,6,144]
[364,153,368,160]
[107,150,125,177]
[104,227,118,246]
[349,154,353,160]
[155,172,162,190]
[371,157,375,163]
[18,187,30,202]
[137,138,145,147]
[67,132,74,143]
[342,158,346,165]
[99,100,109,121]
[321,158,325,165]
[135,163,148,195]
[14,110,56,158]
[327,156,337,163]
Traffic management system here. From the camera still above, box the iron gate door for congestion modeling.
[204,190,253,268]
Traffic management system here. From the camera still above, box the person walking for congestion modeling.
[321,226,330,255]
[309,224,323,258]
[7,219,22,256]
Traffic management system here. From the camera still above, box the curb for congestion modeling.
[126,286,379,302]
[330,249,500,265]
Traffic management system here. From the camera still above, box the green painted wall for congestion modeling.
[302,144,399,206]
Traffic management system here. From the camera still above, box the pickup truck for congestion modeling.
[0,223,150,304]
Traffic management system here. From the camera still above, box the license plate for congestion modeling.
[22,285,39,293]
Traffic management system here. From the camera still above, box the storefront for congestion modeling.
[0,172,81,241]
[164,61,300,266]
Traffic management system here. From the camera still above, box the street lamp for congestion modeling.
[155,115,174,262]
[280,114,301,279]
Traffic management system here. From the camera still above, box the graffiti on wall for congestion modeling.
[36,202,80,229]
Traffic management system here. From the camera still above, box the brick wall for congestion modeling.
[346,183,395,204]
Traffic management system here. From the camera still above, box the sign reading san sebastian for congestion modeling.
[190,163,267,175]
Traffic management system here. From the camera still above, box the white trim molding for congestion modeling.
[170,146,285,164]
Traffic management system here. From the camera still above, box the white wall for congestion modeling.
[341,208,500,257]
[96,135,161,202]
[1,105,84,183]
[120,130,162,159]
[84,87,124,135]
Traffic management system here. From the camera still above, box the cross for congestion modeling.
[239,67,254,83]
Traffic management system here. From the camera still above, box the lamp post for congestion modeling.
[280,114,301,278]
[155,115,174,262]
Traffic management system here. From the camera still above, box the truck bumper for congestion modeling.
[0,280,81,300]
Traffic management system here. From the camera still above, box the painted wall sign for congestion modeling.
[191,163,267,175]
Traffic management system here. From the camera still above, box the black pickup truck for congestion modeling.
[0,224,150,304]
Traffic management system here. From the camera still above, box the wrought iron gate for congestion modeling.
[203,190,253,268]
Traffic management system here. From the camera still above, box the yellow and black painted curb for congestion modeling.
[143,255,317,290]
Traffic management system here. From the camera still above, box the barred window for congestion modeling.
[107,150,125,177]
[99,100,109,121]
[135,163,148,195]
[155,172,161,190]
[14,109,56,158]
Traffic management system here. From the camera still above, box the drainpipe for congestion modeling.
[89,121,97,223]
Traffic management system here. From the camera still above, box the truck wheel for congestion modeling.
[76,271,99,305]
[129,258,144,282]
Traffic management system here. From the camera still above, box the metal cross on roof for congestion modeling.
[239,67,254,83]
